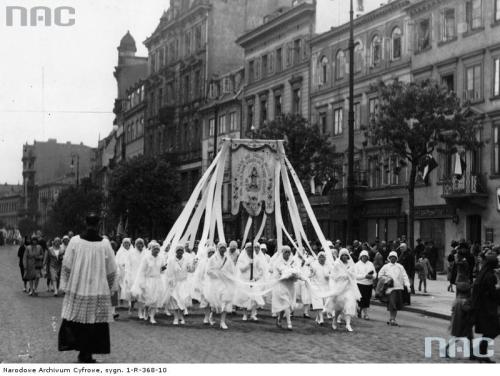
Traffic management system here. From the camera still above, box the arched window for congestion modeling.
[391,27,402,60]
[335,50,345,80]
[354,41,363,73]
[371,35,381,67]
[320,56,328,84]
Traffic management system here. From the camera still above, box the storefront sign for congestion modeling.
[415,205,455,219]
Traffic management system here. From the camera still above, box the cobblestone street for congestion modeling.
[0,245,498,364]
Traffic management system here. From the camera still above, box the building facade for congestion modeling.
[21,139,94,226]
[143,0,291,199]
[0,184,22,229]
[309,0,413,246]
[406,0,500,263]
[199,67,245,238]
[238,0,316,134]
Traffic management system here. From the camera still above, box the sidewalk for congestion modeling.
[372,274,455,320]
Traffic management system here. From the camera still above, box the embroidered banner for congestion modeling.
[231,140,279,217]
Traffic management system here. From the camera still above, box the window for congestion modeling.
[464,64,482,101]
[494,57,500,97]
[354,102,361,130]
[183,74,190,102]
[292,88,301,115]
[260,98,268,125]
[208,118,215,137]
[417,18,431,52]
[320,56,329,84]
[247,103,254,129]
[369,157,381,188]
[293,39,302,64]
[333,108,343,135]
[335,50,345,79]
[371,35,382,66]
[159,48,165,68]
[218,114,226,134]
[274,92,282,118]
[369,98,379,118]
[391,28,402,60]
[440,8,456,42]
[319,112,327,134]
[465,0,482,31]
[195,25,202,50]
[229,112,238,132]
[262,55,268,78]
[442,73,455,92]
[223,77,231,93]
[276,48,283,72]
[354,43,363,73]
[194,70,200,98]
[496,0,500,21]
[249,61,255,83]
[185,31,191,56]
[494,125,500,174]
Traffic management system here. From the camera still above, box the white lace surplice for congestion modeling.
[60,236,117,324]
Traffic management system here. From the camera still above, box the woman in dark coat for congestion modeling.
[471,252,500,363]
[17,236,30,292]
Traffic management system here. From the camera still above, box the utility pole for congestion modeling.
[346,0,355,245]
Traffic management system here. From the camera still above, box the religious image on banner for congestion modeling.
[231,141,278,217]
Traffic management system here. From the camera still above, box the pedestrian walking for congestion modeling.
[58,213,117,363]
[447,241,458,293]
[470,252,500,363]
[45,237,65,296]
[398,243,415,297]
[415,253,433,293]
[22,235,44,296]
[355,250,376,320]
[378,251,411,326]
[309,252,331,325]
[17,236,29,292]
[425,241,438,280]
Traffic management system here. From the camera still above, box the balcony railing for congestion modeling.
[442,173,486,197]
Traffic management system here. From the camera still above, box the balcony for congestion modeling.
[442,173,488,207]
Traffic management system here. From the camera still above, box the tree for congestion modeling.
[18,217,38,238]
[251,114,337,187]
[108,153,182,239]
[368,79,480,248]
[45,177,104,238]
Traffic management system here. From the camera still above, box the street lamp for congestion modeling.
[346,0,355,245]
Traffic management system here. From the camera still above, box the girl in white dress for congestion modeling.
[164,245,198,325]
[130,242,165,324]
[204,242,236,330]
[272,246,301,330]
[194,245,216,324]
[125,238,145,318]
[324,248,361,332]
[115,238,132,302]
[234,242,268,321]
[309,252,331,325]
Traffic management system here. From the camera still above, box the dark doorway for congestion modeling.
[467,215,482,243]
[420,219,445,271]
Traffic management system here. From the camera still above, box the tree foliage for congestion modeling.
[108,154,182,239]
[368,79,480,247]
[251,114,337,184]
[45,177,104,238]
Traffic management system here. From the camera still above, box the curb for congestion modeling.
[371,300,451,321]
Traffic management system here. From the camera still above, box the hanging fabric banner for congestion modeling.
[231,140,279,217]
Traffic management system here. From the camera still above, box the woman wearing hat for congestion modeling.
[23,236,45,296]
[378,251,411,326]
[309,252,332,325]
[355,250,376,320]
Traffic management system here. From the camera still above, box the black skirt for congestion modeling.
[387,290,403,311]
[357,284,373,308]
[58,320,110,354]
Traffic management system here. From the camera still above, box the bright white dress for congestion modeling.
[271,257,300,314]
[204,253,236,313]
[324,260,361,316]
[131,253,165,308]
[233,251,267,310]
[309,261,332,310]
[164,256,196,311]
[60,236,117,323]
[115,246,130,300]
[125,248,144,301]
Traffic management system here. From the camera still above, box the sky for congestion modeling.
[0,0,379,184]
